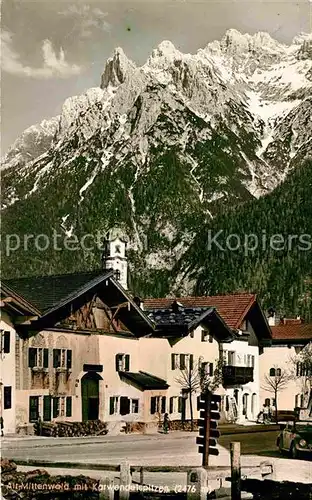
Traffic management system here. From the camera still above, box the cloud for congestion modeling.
[59,4,110,38]
[1,30,83,79]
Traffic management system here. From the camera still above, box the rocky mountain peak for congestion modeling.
[101,47,136,89]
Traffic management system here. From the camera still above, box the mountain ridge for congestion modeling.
[1,29,311,317]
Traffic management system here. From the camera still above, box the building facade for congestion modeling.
[260,317,312,414]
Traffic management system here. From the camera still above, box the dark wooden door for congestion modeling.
[81,374,99,421]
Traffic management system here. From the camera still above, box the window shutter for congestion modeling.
[29,396,39,422]
[180,354,186,370]
[3,331,10,353]
[43,349,49,368]
[209,335,213,343]
[125,355,130,372]
[169,397,174,414]
[171,353,175,370]
[178,397,182,413]
[109,397,115,415]
[52,397,59,418]
[66,397,72,417]
[209,363,214,376]
[161,396,166,414]
[4,387,12,409]
[189,354,194,371]
[53,349,61,368]
[28,348,37,368]
[150,397,156,414]
[43,396,51,421]
[66,350,72,370]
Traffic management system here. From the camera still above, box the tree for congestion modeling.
[289,342,312,408]
[261,366,291,423]
[175,357,224,431]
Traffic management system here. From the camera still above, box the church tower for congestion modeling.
[102,229,128,289]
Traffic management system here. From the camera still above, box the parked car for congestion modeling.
[277,420,312,459]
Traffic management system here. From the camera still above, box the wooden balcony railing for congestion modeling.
[222,365,254,386]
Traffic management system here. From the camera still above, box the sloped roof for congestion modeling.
[271,324,312,342]
[144,294,256,329]
[3,270,106,314]
[2,270,155,335]
[119,371,169,390]
[146,305,233,342]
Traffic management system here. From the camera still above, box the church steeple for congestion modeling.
[102,229,128,289]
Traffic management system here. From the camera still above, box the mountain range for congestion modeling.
[1,29,312,317]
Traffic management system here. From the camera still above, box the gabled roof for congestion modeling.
[2,270,155,336]
[119,371,169,390]
[144,294,256,329]
[3,270,107,314]
[1,282,40,316]
[144,293,271,342]
[271,324,312,343]
[147,305,233,342]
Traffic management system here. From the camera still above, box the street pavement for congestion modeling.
[2,430,311,489]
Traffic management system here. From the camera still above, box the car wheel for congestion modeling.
[290,442,298,459]
[278,438,286,456]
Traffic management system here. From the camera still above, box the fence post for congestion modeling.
[140,466,144,485]
[99,477,114,500]
[187,468,208,500]
[120,461,131,500]
[230,442,241,500]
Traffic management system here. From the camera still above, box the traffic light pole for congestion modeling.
[203,391,211,467]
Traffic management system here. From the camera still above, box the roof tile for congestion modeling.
[144,294,256,329]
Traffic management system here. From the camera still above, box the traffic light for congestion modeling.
[196,391,221,466]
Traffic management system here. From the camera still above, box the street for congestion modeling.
[2,430,311,487]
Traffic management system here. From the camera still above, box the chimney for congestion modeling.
[133,296,144,310]
[267,307,276,326]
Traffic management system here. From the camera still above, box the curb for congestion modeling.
[2,426,279,450]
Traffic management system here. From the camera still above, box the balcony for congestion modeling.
[223,366,254,386]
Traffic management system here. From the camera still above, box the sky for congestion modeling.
[1,0,311,154]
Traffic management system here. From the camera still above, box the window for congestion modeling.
[110,397,119,415]
[3,331,10,353]
[209,335,213,343]
[276,368,281,377]
[131,399,139,414]
[29,396,39,422]
[201,362,213,376]
[201,330,210,342]
[66,397,72,417]
[43,396,52,421]
[269,368,276,377]
[115,354,130,372]
[265,398,270,406]
[171,353,193,370]
[53,348,71,369]
[180,354,186,370]
[52,397,60,418]
[114,269,121,281]
[190,331,194,338]
[4,386,12,409]
[150,396,166,414]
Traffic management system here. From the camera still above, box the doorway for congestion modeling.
[81,372,101,421]
[242,393,249,418]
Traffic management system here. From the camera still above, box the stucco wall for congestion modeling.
[259,344,305,411]
[0,312,16,434]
